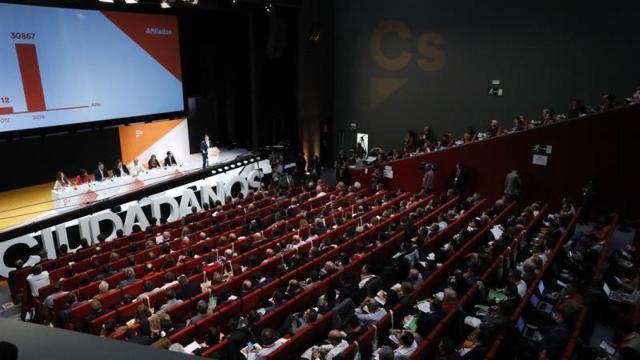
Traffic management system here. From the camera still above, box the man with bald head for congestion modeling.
[301,330,348,360]
[355,298,387,326]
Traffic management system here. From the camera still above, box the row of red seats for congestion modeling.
[158,191,422,351]
[60,188,373,330]
[557,214,619,360]
[38,186,352,303]
[12,187,290,299]
[408,204,550,359]
[192,194,445,357]
[258,195,451,360]
[481,208,584,360]
[82,189,399,335]
[336,200,513,360]
[336,197,491,359]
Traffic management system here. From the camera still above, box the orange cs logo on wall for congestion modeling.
[370,20,445,107]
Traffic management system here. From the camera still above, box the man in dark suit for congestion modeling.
[112,160,129,177]
[417,298,445,334]
[164,151,178,167]
[451,162,468,195]
[175,275,201,301]
[504,169,522,202]
[93,162,106,182]
[200,134,210,169]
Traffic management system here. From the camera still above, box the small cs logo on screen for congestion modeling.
[135,130,144,138]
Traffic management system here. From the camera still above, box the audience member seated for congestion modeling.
[117,267,137,288]
[248,328,284,360]
[301,330,348,360]
[26,264,50,297]
[187,300,211,325]
[355,297,387,326]
[159,289,182,311]
[175,275,201,300]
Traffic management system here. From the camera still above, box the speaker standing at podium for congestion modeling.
[200,134,210,169]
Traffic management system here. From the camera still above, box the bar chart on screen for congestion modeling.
[0,43,93,117]
[0,3,184,134]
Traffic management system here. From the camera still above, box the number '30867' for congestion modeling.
[10,32,36,40]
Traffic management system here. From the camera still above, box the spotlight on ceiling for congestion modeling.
[124,0,139,4]
[265,3,273,13]
[98,0,114,3]
[160,0,171,8]
[182,0,199,4]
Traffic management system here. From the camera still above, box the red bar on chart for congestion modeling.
[15,44,47,112]
[0,107,13,115]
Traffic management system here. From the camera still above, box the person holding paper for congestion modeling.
[417,298,445,334]
[355,298,387,326]
[252,328,284,360]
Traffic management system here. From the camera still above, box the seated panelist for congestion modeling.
[54,171,71,191]
[148,154,160,170]
[130,159,143,176]
[75,169,92,185]
[164,151,178,167]
[113,159,130,177]
[93,162,107,182]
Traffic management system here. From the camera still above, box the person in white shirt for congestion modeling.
[53,171,71,191]
[394,331,418,359]
[130,158,144,176]
[26,264,50,297]
[324,330,349,360]
[251,328,283,360]
[355,298,387,326]
[302,330,348,360]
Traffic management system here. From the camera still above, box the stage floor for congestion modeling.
[0,149,249,232]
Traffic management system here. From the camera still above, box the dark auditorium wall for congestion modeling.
[182,6,300,153]
[333,0,640,152]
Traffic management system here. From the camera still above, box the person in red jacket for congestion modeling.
[75,169,92,185]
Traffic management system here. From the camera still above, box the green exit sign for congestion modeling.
[532,144,552,155]
[488,87,503,96]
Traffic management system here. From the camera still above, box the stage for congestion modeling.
[0,149,262,232]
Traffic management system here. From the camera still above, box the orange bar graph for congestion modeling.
[15,44,46,112]
[0,107,13,115]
